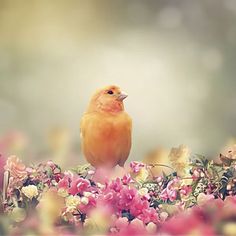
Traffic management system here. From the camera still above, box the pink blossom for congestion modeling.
[138,207,159,224]
[156,176,163,182]
[118,218,147,236]
[118,187,137,209]
[112,216,129,232]
[160,187,177,202]
[130,198,149,217]
[116,217,129,228]
[4,155,27,181]
[109,178,123,192]
[180,185,192,196]
[160,211,215,235]
[122,173,133,185]
[79,195,96,213]
[130,161,145,173]
[160,178,179,202]
[103,191,116,203]
[68,176,90,195]
[58,172,73,189]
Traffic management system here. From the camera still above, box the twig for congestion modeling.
[148,163,175,172]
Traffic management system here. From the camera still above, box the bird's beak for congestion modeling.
[117,91,128,101]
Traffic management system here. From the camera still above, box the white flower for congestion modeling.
[81,196,89,205]
[134,168,149,183]
[146,222,157,234]
[83,191,92,197]
[57,188,68,197]
[65,195,80,211]
[21,185,38,199]
[138,188,148,196]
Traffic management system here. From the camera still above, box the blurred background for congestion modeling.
[0,0,236,166]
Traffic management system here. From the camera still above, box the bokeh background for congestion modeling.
[0,0,236,166]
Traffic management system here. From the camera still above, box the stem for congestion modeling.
[3,171,9,202]
[148,163,175,172]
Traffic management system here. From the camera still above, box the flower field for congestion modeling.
[1,145,236,235]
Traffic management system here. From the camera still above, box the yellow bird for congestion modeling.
[80,85,132,168]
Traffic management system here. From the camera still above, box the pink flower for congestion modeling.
[168,189,177,202]
[68,176,90,195]
[160,178,180,202]
[160,187,177,202]
[104,191,116,202]
[114,217,129,229]
[130,198,149,217]
[138,207,159,224]
[160,212,213,235]
[197,193,215,206]
[118,218,147,236]
[109,178,123,192]
[122,174,133,185]
[58,172,72,189]
[180,185,192,196]
[79,194,96,213]
[160,188,169,201]
[4,155,27,180]
[130,161,145,173]
[118,187,137,209]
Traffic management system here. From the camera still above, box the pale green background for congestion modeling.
[0,0,236,163]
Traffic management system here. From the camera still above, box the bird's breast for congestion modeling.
[80,112,132,167]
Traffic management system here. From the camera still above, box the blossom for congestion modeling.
[138,187,149,196]
[109,178,123,192]
[21,185,38,199]
[169,145,190,176]
[130,198,149,217]
[58,171,73,189]
[118,218,147,235]
[81,196,89,205]
[180,185,192,199]
[57,188,68,197]
[133,168,149,183]
[122,173,132,185]
[118,187,137,209]
[146,222,157,234]
[130,161,145,173]
[4,155,27,180]
[65,195,81,211]
[160,178,180,202]
[160,211,168,222]
[138,187,150,200]
[197,193,214,206]
[68,176,90,195]
[221,144,236,160]
[113,216,129,230]
[138,207,159,224]
[4,147,236,235]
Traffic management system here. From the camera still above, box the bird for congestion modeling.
[80,85,132,168]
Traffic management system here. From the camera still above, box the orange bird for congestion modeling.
[80,85,132,168]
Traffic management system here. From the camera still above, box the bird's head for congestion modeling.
[87,85,128,114]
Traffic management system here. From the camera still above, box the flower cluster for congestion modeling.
[1,144,236,235]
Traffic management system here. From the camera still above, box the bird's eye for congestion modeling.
[107,90,114,95]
